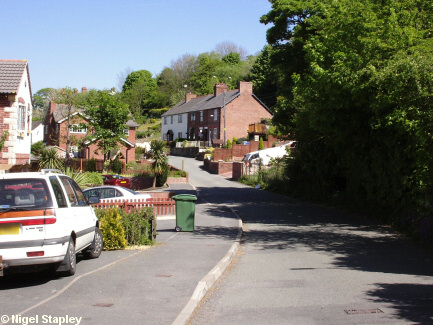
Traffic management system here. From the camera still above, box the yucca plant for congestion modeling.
[63,167,89,188]
[38,148,64,170]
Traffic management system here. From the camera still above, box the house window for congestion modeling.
[214,109,218,121]
[70,124,87,133]
[170,116,173,124]
[178,132,182,139]
[164,117,167,125]
[200,111,203,122]
[213,128,218,139]
[56,124,59,134]
[17,105,26,130]
[44,125,48,135]
[123,129,129,136]
[191,113,195,121]
[178,114,182,123]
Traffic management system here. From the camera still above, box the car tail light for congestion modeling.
[27,251,44,257]
[0,209,56,226]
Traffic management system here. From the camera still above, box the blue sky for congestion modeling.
[3,0,272,94]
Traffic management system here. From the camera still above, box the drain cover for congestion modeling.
[345,309,383,315]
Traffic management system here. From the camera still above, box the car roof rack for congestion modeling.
[41,169,63,175]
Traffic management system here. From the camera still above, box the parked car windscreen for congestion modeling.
[0,179,54,209]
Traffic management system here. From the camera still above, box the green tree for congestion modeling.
[262,0,433,220]
[121,70,158,116]
[82,91,130,164]
[32,88,55,121]
[53,87,80,167]
[150,140,168,188]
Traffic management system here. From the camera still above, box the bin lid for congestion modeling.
[172,194,197,201]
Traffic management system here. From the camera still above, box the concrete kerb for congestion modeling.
[172,206,243,325]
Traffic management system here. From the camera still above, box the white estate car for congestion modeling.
[0,169,102,277]
[83,185,152,202]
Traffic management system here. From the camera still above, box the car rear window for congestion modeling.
[0,178,54,209]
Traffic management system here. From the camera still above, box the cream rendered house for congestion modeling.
[0,60,33,171]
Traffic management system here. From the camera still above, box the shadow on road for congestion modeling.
[192,184,433,324]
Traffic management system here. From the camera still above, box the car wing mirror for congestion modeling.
[88,196,100,204]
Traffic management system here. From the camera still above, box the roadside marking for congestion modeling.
[3,250,145,323]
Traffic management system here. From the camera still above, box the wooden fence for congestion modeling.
[92,197,175,216]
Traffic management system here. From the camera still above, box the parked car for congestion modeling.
[102,174,130,188]
[0,169,102,277]
[242,141,297,166]
[83,186,151,202]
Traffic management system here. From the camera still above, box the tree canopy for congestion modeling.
[261,0,433,221]
[82,91,130,161]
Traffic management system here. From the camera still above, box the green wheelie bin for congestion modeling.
[172,194,197,232]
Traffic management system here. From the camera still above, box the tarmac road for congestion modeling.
[168,156,433,325]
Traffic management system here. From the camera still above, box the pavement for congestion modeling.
[158,182,242,325]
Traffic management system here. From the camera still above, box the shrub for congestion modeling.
[84,172,103,186]
[156,162,169,187]
[97,208,127,250]
[120,208,155,245]
[112,158,122,174]
[86,158,97,172]
[259,137,264,150]
[31,141,44,155]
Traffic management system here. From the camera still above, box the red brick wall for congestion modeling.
[224,91,273,141]
[232,162,244,181]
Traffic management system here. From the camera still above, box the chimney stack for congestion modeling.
[239,81,253,94]
[214,83,228,96]
[82,87,88,93]
[185,92,196,102]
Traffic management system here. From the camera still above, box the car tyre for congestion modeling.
[83,228,103,259]
[60,238,76,276]
[175,226,182,232]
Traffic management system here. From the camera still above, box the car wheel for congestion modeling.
[84,228,103,259]
[60,238,76,276]
[175,226,182,232]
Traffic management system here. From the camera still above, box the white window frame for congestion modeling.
[170,116,173,124]
[214,109,218,121]
[191,112,195,121]
[17,105,26,131]
[178,132,182,139]
[213,128,218,139]
[70,124,87,134]
[200,111,203,122]
[178,114,182,123]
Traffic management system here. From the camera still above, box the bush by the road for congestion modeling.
[96,207,155,250]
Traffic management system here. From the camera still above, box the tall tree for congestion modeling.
[262,0,433,218]
[121,70,158,116]
[83,91,130,163]
[53,87,79,166]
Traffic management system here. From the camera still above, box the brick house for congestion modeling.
[161,81,272,145]
[0,60,33,171]
[44,100,138,164]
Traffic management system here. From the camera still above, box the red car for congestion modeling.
[102,175,130,188]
